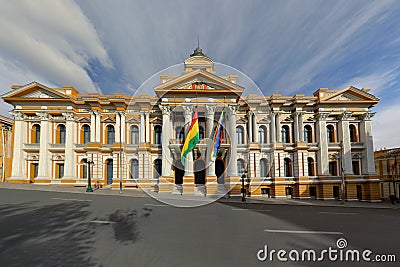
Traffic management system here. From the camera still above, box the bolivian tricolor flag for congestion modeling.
[181,108,199,166]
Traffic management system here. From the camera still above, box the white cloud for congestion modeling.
[267,0,395,94]
[336,68,399,95]
[0,0,112,93]
[373,99,400,150]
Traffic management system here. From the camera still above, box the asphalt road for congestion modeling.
[0,188,399,267]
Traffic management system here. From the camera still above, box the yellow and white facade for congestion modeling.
[2,48,381,200]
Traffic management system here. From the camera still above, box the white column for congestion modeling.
[140,111,145,143]
[183,105,194,176]
[206,105,216,177]
[316,112,329,175]
[36,112,50,179]
[270,112,276,144]
[145,111,150,143]
[252,112,258,143]
[360,112,376,174]
[298,112,304,142]
[120,112,126,143]
[90,111,96,142]
[62,113,75,179]
[160,105,172,177]
[115,112,120,143]
[338,112,353,174]
[228,104,239,177]
[293,112,299,142]
[247,110,252,143]
[10,112,26,179]
[95,111,101,143]
[275,112,281,143]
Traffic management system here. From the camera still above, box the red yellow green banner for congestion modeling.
[181,108,199,166]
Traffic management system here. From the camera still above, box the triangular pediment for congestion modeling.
[236,118,248,124]
[322,87,379,102]
[101,117,116,123]
[150,117,162,123]
[126,117,140,123]
[2,82,70,100]
[77,117,91,123]
[154,69,244,95]
[258,117,271,124]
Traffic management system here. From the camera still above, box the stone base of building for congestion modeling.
[6,176,382,201]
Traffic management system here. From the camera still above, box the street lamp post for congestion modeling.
[86,156,94,193]
[241,166,247,202]
[339,142,346,204]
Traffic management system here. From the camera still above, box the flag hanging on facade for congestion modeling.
[211,111,224,161]
[181,108,199,166]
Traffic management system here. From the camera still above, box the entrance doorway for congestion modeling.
[333,186,340,199]
[309,186,316,198]
[215,159,225,184]
[174,160,184,184]
[106,159,113,184]
[30,163,38,182]
[194,159,205,184]
[356,185,362,201]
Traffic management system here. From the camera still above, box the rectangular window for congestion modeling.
[352,161,360,175]
[329,161,338,176]
[261,188,270,196]
[33,163,38,178]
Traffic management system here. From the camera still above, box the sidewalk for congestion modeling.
[0,182,148,198]
[220,195,400,209]
[0,182,399,209]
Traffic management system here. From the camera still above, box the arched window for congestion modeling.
[131,159,139,179]
[237,159,245,175]
[154,125,162,144]
[131,125,139,144]
[349,124,358,142]
[307,157,315,176]
[57,124,66,144]
[284,158,292,177]
[259,126,267,144]
[107,125,115,144]
[176,127,184,140]
[260,158,269,177]
[281,125,290,143]
[199,126,204,139]
[32,124,40,143]
[304,125,312,143]
[236,126,244,144]
[83,125,90,144]
[327,125,335,143]
[154,159,162,179]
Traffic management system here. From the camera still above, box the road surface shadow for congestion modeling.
[0,201,96,267]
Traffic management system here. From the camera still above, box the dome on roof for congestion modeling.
[190,47,206,57]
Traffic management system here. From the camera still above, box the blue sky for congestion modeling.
[0,0,399,149]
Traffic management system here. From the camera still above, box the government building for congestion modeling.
[2,48,381,201]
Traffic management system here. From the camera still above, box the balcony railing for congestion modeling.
[23,143,40,151]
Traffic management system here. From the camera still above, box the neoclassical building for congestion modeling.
[2,48,381,200]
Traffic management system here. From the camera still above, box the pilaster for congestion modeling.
[10,111,27,180]
[316,112,330,175]
[360,112,376,174]
[338,111,353,174]
[36,112,50,180]
[62,112,75,179]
